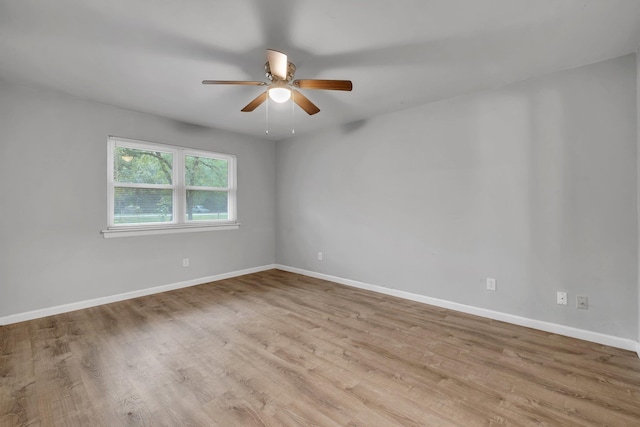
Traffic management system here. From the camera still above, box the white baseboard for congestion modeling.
[276,264,640,355]
[0,264,276,326]
[4,263,638,359]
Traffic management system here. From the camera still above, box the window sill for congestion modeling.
[101,222,240,238]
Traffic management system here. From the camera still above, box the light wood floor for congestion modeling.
[1,270,640,426]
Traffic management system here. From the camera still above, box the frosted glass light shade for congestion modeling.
[268,87,291,103]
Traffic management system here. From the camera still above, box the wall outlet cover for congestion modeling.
[486,278,497,291]
[557,291,568,305]
[576,295,588,310]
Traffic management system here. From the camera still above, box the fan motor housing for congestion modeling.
[265,61,296,82]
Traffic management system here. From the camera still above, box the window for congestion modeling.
[104,137,237,237]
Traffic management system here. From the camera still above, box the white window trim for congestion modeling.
[102,136,239,238]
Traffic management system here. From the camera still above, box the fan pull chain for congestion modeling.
[265,95,269,134]
[291,91,295,134]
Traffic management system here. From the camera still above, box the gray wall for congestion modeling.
[0,81,276,318]
[276,54,638,340]
[1,54,637,342]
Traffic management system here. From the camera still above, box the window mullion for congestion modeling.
[114,183,175,190]
[184,186,229,192]
[175,149,185,224]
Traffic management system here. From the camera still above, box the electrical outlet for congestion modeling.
[557,291,567,305]
[182,258,189,267]
[486,278,496,291]
[318,252,323,261]
[576,295,588,310]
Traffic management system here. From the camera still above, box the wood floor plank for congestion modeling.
[1,269,640,426]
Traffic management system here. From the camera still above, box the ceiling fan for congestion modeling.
[202,49,352,115]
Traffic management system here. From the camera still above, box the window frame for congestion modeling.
[104,136,238,238]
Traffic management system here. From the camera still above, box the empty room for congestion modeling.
[1,0,640,425]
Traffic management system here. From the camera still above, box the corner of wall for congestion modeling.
[637,49,640,351]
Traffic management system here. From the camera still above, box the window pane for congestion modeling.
[114,147,173,184]
[185,155,228,187]
[185,190,228,221]
[114,187,173,224]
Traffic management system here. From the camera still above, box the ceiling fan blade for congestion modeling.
[241,91,268,112]
[202,80,266,86]
[292,89,320,115]
[267,49,288,80]
[293,79,353,91]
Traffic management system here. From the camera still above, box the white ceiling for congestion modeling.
[1,0,639,140]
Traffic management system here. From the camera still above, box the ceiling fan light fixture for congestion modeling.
[268,87,291,103]
[203,49,351,116]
